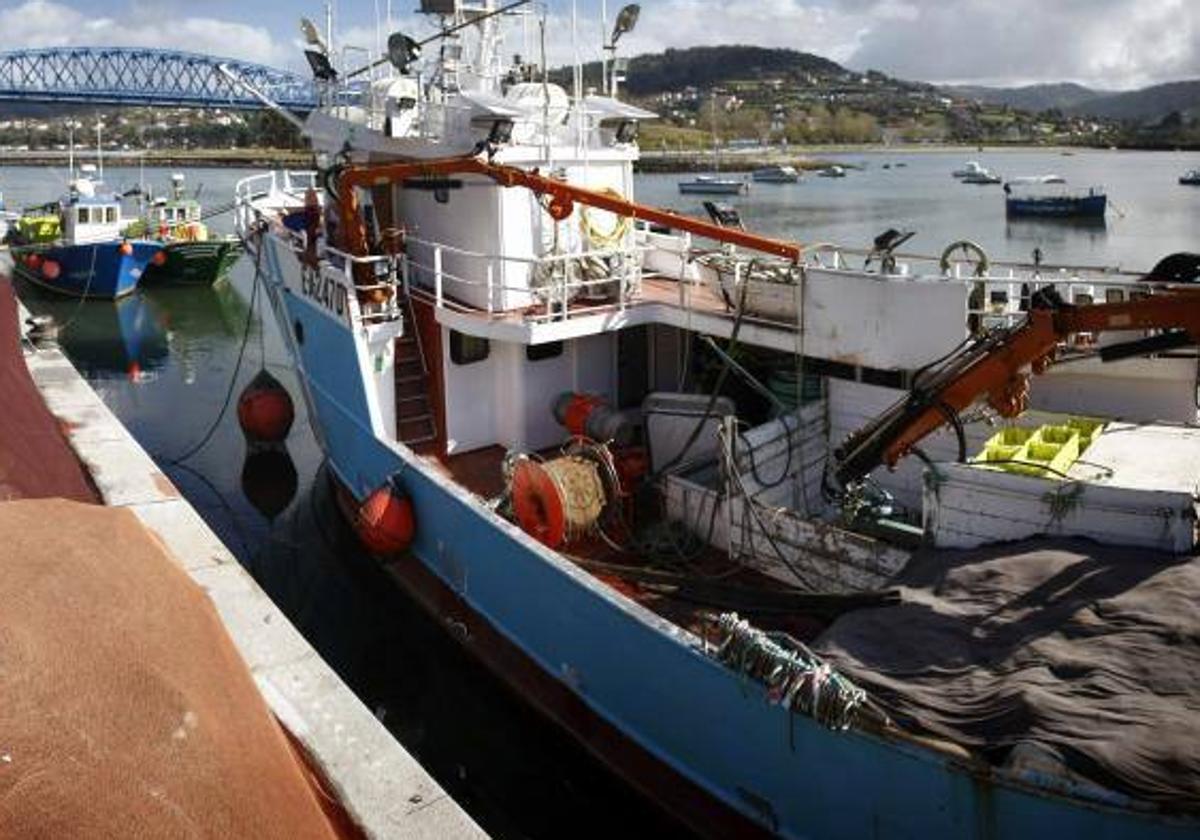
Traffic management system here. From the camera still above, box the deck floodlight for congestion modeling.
[387,32,422,73]
[488,118,515,145]
[611,4,640,45]
[300,17,327,52]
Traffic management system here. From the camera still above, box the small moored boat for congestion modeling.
[130,174,244,286]
[817,164,846,178]
[751,165,800,183]
[1005,181,1107,218]
[962,167,1002,184]
[11,170,161,299]
[678,175,749,195]
[1181,169,1200,186]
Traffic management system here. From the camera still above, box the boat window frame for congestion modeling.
[525,341,564,363]
[105,206,117,224]
[449,330,490,366]
[77,206,90,224]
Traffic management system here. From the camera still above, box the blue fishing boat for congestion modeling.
[1004,182,1107,218]
[11,170,162,299]
[232,3,1200,836]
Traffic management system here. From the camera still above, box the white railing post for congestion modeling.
[434,246,444,308]
[486,262,495,315]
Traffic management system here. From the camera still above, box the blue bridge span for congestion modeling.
[0,47,317,110]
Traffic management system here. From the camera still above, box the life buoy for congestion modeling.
[939,240,990,277]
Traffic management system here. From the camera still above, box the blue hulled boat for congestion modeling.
[1004,182,1108,218]
[12,172,162,299]
[232,3,1200,836]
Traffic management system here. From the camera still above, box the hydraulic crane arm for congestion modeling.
[831,287,1200,488]
[333,154,806,263]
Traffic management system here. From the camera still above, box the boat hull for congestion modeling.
[1006,194,1107,218]
[143,239,244,286]
[257,232,1200,840]
[12,240,160,299]
[678,181,748,195]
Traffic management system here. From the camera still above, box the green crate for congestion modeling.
[989,426,1036,447]
[973,441,1023,470]
[1065,416,1106,453]
[1016,434,1080,479]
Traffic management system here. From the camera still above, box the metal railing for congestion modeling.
[400,234,646,322]
[232,170,318,238]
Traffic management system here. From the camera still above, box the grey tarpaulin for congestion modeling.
[813,538,1200,811]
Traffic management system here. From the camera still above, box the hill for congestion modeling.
[948,79,1200,124]
[560,45,856,97]
[1065,79,1200,122]
[945,82,1106,112]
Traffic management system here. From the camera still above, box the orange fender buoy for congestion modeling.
[152,250,167,267]
[41,260,61,280]
[355,478,415,557]
[510,460,566,548]
[119,241,133,256]
[236,369,295,444]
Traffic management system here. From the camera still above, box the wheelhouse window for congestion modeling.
[105,207,117,224]
[526,341,564,362]
[77,207,90,224]
[449,330,490,365]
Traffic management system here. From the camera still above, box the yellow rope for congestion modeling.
[543,456,606,540]
[579,186,633,250]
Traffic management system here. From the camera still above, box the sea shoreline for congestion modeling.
[0,142,1189,171]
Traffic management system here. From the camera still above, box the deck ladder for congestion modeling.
[393,293,439,448]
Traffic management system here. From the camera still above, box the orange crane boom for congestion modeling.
[334,154,806,263]
[832,287,1200,487]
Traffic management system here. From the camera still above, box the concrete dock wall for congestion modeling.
[16,297,485,840]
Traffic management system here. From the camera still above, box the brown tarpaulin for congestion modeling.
[0,280,98,503]
[815,539,1200,812]
[0,497,355,838]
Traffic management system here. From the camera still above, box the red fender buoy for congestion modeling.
[41,259,61,280]
[26,253,42,271]
[152,250,167,267]
[355,478,415,557]
[236,369,295,444]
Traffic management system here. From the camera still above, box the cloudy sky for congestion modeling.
[0,0,1195,90]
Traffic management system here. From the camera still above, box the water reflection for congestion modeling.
[1005,216,1108,255]
[17,279,169,378]
[240,444,298,522]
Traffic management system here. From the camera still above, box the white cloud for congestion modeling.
[541,0,1199,89]
[0,0,290,67]
[844,0,1199,89]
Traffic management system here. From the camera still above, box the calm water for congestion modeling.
[4,150,1199,837]
[639,148,1200,271]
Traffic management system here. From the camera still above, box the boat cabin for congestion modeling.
[62,190,124,246]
